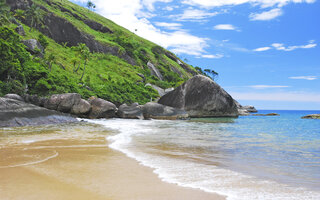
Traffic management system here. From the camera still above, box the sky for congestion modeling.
[71,0,320,110]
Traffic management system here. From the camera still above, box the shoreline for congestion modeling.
[0,124,225,200]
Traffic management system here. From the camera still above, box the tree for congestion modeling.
[25,4,44,32]
[0,0,10,26]
[86,1,96,11]
[46,53,56,72]
[204,69,219,81]
[73,43,91,81]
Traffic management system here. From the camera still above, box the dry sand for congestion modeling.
[0,124,225,200]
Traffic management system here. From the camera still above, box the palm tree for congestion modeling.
[73,43,91,81]
[25,4,44,32]
[86,1,96,11]
[46,53,56,72]
[0,0,10,25]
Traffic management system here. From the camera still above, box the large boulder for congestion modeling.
[0,97,77,127]
[71,99,91,117]
[44,93,81,113]
[141,102,188,120]
[158,75,238,117]
[88,98,117,119]
[117,103,144,119]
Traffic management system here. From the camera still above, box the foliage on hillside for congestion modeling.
[0,0,199,105]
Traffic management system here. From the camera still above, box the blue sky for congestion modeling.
[71,0,320,110]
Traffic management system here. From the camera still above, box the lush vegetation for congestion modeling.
[0,0,206,105]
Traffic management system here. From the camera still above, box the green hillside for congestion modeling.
[0,0,198,105]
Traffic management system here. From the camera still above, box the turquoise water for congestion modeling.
[87,110,320,200]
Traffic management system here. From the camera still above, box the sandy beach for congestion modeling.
[0,123,225,200]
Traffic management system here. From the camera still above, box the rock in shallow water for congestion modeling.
[158,75,238,117]
[301,114,320,119]
[141,102,188,120]
[117,103,144,119]
[0,97,77,127]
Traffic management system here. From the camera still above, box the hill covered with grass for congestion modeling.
[0,0,200,105]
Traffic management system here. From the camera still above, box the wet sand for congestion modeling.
[0,124,225,200]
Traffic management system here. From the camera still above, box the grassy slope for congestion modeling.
[1,0,197,105]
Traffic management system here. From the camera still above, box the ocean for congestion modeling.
[86,110,320,200]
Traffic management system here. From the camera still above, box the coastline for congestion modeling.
[0,123,225,200]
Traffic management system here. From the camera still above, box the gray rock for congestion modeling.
[238,109,250,116]
[88,98,117,119]
[15,25,25,36]
[22,39,44,55]
[57,93,81,113]
[158,75,238,117]
[242,105,258,113]
[117,103,144,119]
[164,88,174,93]
[234,100,255,116]
[4,94,24,102]
[147,61,163,81]
[141,102,188,120]
[44,93,81,113]
[301,114,320,119]
[145,83,165,97]
[0,97,77,127]
[71,99,91,117]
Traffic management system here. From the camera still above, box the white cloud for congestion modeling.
[254,41,317,52]
[181,0,316,9]
[155,22,182,30]
[249,85,290,89]
[72,0,210,57]
[214,24,237,30]
[271,42,317,51]
[169,8,219,21]
[201,54,224,59]
[253,46,271,51]
[289,76,318,80]
[230,91,320,102]
[249,8,283,21]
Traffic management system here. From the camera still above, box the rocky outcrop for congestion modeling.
[15,25,25,36]
[22,39,44,55]
[158,75,238,117]
[301,114,320,119]
[141,102,188,120]
[252,113,279,116]
[88,98,117,119]
[8,0,136,65]
[145,83,165,97]
[147,61,163,81]
[117,103,144,119]
[0,97,77,127]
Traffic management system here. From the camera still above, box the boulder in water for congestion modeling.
[158,75,238,117]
